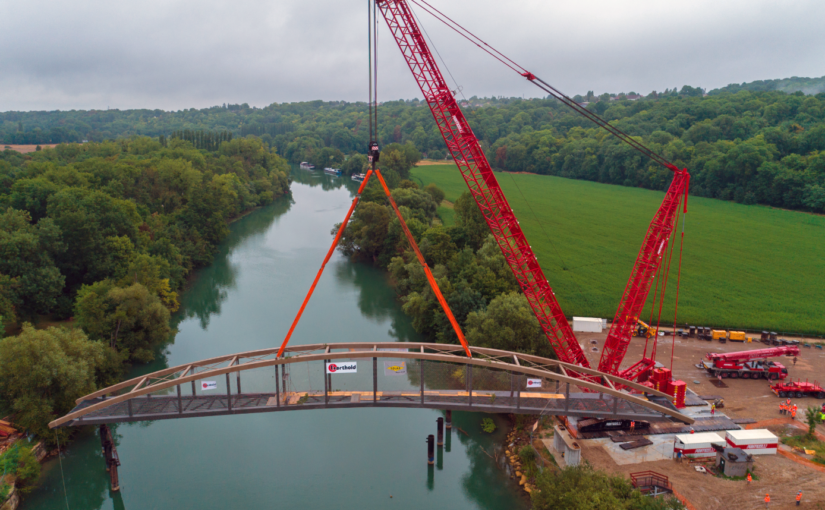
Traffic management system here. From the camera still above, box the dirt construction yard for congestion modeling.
[572,331,825,509]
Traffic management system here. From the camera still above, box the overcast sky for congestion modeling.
[1,0,823,112]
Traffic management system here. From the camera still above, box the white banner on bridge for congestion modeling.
[201,381,218,390]
[526,378,542,388]
[326,362,357,374]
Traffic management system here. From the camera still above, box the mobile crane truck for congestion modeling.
[700,346,798,380]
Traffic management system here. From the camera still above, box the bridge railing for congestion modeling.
[49,342,693,428]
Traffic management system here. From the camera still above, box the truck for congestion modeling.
[770,379,825,399]
[700,346,798,380]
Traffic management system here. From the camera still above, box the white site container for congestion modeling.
[725,429,777,455]
[673,432,725,458]
[572,317,603,333]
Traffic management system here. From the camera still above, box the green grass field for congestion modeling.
[412,165,825,335]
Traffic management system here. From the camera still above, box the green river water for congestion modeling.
[23,170,528,510]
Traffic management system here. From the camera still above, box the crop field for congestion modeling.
[411,164,825,335]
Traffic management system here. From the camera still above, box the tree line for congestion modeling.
[0,136,290,440]
[3,79,825,213]
[167,129,233,151]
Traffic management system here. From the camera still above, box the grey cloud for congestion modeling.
[1,0,823,111]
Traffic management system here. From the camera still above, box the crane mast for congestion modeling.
[377,0,589,366]
[599,171,689,379]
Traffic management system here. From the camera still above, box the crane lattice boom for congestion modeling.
[378,0,691,382]
[378,0,589,366]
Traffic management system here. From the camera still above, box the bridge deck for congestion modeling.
[51,342,693,428]
[65,389,677,427]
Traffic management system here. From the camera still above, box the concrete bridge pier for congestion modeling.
[436,417,444,447]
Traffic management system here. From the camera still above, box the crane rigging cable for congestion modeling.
[403,0,694,382]
[670,215,686,373]
[650,205,681,363]
[407,0,678,172]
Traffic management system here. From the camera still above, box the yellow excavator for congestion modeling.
[634,319,655,339]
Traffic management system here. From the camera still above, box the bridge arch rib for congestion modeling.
[49,343,692,428]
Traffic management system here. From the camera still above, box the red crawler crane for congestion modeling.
[376,0,689,381]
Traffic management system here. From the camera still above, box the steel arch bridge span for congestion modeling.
[49,343,693,429]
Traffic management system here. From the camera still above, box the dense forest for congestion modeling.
[3,77,825,214]
[0,137,290,438]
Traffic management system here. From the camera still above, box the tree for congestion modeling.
[342,153,368,176]
[0,443,41,493]
[0,208,65,316]
[0,324,123,441]
[337,202,391,263]
[453,191,487,250]
[419,226,457,266]
[806,406,820,436]
[0,274,18,332]
[9,178,61,222]
[117,253,179,311]
[390,187,438,222]
[47,187,141,289]
[465,292,551,357]
[423,183,445,205]
[74,282,172,362]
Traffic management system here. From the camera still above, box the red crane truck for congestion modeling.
[770,379,825,399]
[700,346,798,380]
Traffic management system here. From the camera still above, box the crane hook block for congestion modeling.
[368,141,380,164]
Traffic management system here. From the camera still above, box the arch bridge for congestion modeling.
[50,342,692,429]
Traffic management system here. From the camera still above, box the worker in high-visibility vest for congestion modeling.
[797,491,802,506]
[765,493,770,508]
[780,402,786,415]
[792,405,798,420]
[747,472,752,484]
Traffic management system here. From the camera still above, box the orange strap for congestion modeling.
[373,169,472,358]
[276,170,374,358]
